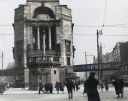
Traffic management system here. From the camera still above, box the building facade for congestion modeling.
[13,0,74,90]
[102,42,128,82]
[102,42,128,63]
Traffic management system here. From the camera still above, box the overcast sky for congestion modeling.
[0,0,128,69]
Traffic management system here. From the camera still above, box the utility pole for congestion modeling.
[85,52,87,80]
[2,52,3,82]
[96,30,102,82]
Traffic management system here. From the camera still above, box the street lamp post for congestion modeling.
[96,30,102,82]
[85,52,87,80]
[0,52,4,81]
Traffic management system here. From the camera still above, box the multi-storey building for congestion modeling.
[13,0,74,90]
[103,42,128,63]
[102,42,128,82]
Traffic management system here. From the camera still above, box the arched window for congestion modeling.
[33,3,54,18]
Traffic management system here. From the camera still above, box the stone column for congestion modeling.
[37,27,40,50]
[43,28,46,54]
[30,27,33,49]
[49,27,52,50]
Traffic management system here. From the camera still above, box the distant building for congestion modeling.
[13,0,74,90]
[102,42,128,82]
[103,42,128,63]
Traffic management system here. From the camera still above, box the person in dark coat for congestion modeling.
[39,82,43,94]
[45,83,49,94]
[100,80,104,92]
[0,82,4,95]
[72,81,75,91]
[83,80,87,95]
[22,82,25,90]
[65,79,74,99]
[113,77,124,98]
[86,72,100,101]
[60,82,64,93]
[119,77,124,97]
[55,81,60,94]
[49,83,53,94]
[75,81,79,91]
[104,79,108,91]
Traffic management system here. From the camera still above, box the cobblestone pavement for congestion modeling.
[0,86,128,101]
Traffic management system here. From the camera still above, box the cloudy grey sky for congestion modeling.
[0,0,128,68]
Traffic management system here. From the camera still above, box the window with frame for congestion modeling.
[67,57,70,65]
[54,70,56,74]
[65,40,71,52]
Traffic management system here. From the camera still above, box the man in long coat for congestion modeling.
[86,72,100,101]
[113,77,124,98]
[65,79,74,99]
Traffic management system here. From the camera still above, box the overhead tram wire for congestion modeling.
[74,25,128,28]
[0,25,12,27]
[1,24,128,28]
[74,0,128,28]
[73,34,128,37]
[0,34,14,35]
[1,33,128,37]
[102,0,108,27]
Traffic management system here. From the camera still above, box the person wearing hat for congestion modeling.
[65,78,74,99]
[85,72,100,101]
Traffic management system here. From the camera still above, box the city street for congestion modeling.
[0,85,128,101]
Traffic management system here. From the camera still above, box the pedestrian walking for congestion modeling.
[83,80,87,95]
[60,82,64,93]
[22,82,25,90]
[45,83,49,94]
[72,81,75,91]
[39,81,43,94]
[75,81,79,91]
[55,81,60,94]
[0,82,4,95]
[65,78,74,99]
[100,80,104,92]
[113,77,124,98]
[49,83,53,94]
[85,72,100,101]
[119,77,124,97]
[104,79,108,91]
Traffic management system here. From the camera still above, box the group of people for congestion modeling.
[0,81,8,95]
[39,82,53,94]
[82,72,125,101]
[55,81,64,94]
[38,72,125,101]
[38,79,80,100]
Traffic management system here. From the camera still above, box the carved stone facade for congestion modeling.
[13,0,74,90]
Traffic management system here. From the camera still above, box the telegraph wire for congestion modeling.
[1,24,128,28]
[73,34,128,36]
[74,25,128,28]
[0,33,128,37]
[0,25,12,27]
[0,34,14,35]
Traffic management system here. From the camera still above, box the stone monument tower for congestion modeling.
[13,0,74,90]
